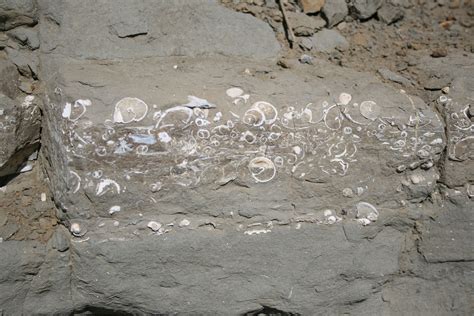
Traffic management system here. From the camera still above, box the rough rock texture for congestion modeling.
[322,0,349,28]
[350,0,383,20]
[0,0,473,315]
[310,29,350,52]
[0,0,37,31]
[0,93,41,177]
[37,0,280,60]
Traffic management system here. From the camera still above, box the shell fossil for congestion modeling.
[113,97,148,124]
[359,101,380,121]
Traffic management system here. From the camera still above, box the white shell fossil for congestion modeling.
[356,202,379,222]
[147,221,162,232]
[62,99,91,121]
[252,101,278,125]
[339,93,352,105]
[70,222,86,237]
[109,205,121,215]
[178,219,190,227]
[243,101,278,126]
[226,87,244,98]
[96,179,121,196]
[359,101,380,121]
[248,157,276,183]
[113,97,148,124]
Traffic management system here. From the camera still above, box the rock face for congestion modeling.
[0,0,473,315]
[37,0,280,60]
[0,93,41,177]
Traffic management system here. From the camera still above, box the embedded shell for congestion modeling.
[113,97,148,123]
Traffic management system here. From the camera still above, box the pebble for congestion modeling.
[113,221,120,227]
[40,192,46,202]
[431,48,448,58]
[299,54,313,65]
[147,221,162,232]
[442,86,450,94]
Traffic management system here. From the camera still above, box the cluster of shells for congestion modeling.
[59,89,444,198]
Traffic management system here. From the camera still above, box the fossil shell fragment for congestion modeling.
[359,101,380,121]
[226,87,244,98]
[356,202,379,222]
[248,157,276,183]
[113,97,148,123]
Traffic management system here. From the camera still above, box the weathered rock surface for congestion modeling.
[415,54,473,188]
[322,0,349,28]
[0,1,473,315]
[0,0,37,31]
[0,93,41,177]
[37,0,280,60]
[350,0,383,20]
[310,28,350,52]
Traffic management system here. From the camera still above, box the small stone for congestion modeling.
[300,37,313,50]
[113,220,120,227]
[336,21,347,30]
[441,86,450,94]
[310,29,349,53]
[147,221,162,232]
[179,219,191,227]
[431,48,448,58]
[322,0,349,28]
[51,228,69,252]
[377,3,404,24]
[299,0,326,14]
[299,54,313,64]
[350,0,383,20]
[40,192,46,202]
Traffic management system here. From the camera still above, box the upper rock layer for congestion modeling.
[37,0,280,60]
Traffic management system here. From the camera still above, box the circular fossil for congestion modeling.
[359,101,380,121]
[113,97,148,124]
[248,157,276,183]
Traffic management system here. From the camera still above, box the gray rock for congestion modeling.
[350,0,383,20]
[378,68,413,86]
[7,26,40,50]
[37,0,280,59]
[49,226,70,252]
[0,58,20,99]
[377,2,404,24]
[415,53,474,188]
[322,0,349,28]
[300,37,313,50]
[311,29,349,53]
[0,0,37,31]
[288,12,326,37]
[0,93,41,177]
[419,195,474,263]
[0,241,45,315]
[5,47,39,78]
